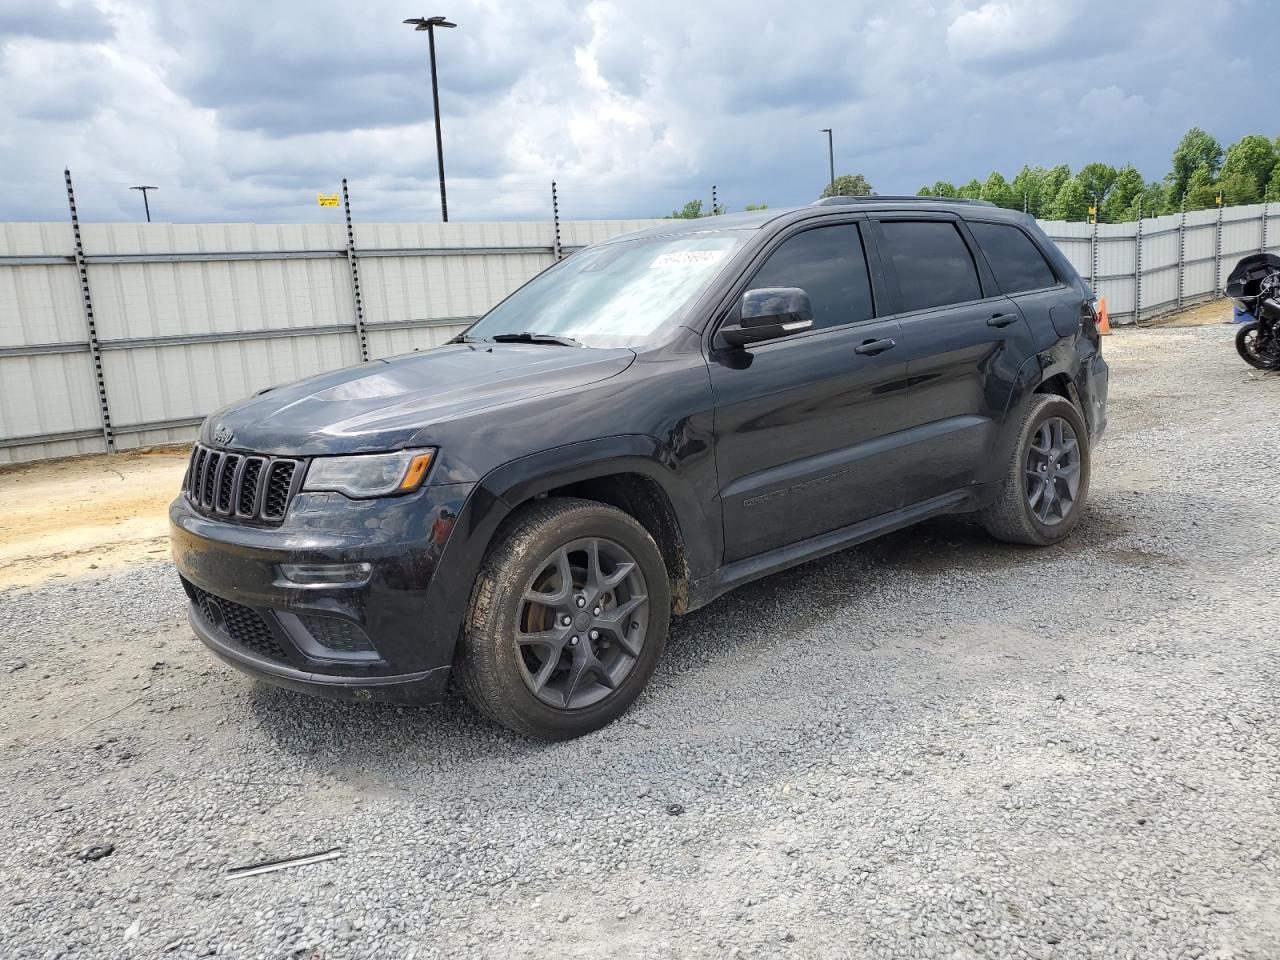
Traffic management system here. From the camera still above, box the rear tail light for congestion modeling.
[1082,297,1101,345]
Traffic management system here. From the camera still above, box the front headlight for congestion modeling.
[302,448,435,498]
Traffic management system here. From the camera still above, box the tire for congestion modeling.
[1236,321,1280,370]
[980,393,1091,547]
[454,497,670,740]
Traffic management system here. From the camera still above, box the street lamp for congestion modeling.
[819,129,834,197]
[404,15,457,222]
[130,185,158,222]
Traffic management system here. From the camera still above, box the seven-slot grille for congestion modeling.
[186,444,304,525]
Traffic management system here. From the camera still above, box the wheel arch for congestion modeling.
[980,350,1084,488]
[467,435,718,615]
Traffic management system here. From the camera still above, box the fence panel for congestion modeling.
[1140,213,1181,314]
[1,204,1272,464]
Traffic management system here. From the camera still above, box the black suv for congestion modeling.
[171,197,1108,739]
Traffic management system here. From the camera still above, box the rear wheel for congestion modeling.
[455,498,670,740]
[1236,321,1280,370]
[980,393,1091,546]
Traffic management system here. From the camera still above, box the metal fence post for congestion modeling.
[1090,215,1099,289]
[551,181,562,261]
[1261,201,1269,254]
[1176,196,1186,310]
[711,184,718,215]
[341,178,369,362]
[1213,202,1224,293]
[64,168,115,452]
[1133,199,1143,323]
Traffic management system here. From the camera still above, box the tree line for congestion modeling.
[914,128,1280,221]
[661,128,1279,222]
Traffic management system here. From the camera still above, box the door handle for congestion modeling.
[987,313,1019,328]
[854,337,896,356]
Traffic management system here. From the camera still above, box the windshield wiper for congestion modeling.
[489,332,583,347]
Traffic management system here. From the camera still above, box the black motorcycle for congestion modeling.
[1225,253,1280,370]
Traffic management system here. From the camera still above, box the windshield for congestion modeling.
[465,231,746,348]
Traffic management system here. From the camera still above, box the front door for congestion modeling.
[709,221,913,563]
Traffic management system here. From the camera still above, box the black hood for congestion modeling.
[200,342,635,456]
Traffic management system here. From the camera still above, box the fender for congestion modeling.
[984,344,1084,485]
[418,434,720,663]
[481,433,720,581]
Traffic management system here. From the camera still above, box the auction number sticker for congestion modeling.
[650,250,726,268]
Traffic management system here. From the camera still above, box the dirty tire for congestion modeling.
[980,393,1091,546]
[455,497,670,740]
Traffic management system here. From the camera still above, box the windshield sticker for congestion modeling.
[649,249,727,269]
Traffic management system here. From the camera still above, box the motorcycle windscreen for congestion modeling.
[1225,252,1280,303]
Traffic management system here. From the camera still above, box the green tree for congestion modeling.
[1184,164,1221,210]
[743,203,769,211]
[1010,165,1047,215]
[1136,181,1168,217]
[1166,127,1223,202]
[930,180,959,197]
[1075,162,1119,209]
[1267,158,1280,200]
[665,199,705,219]
[1040,165,1071,216]
[980,171,1018,209]
[1048,176,1091,221]
[916,185,933,196]
[1218,134,1276,204]
[957,178,982,200]
[1104,165,1144,220]
[820,173,873,198]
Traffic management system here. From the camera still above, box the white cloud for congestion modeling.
[0,0,1275,222]
[945,1,1074,63]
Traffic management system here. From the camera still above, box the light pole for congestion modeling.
[130,185,158,222]
[404,15,456,222]
[819,128,834,196]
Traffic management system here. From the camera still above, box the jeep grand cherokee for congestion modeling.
[171,197,1109,740]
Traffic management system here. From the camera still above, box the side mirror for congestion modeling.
[719,287,814,348]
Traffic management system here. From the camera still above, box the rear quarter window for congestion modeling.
[969,221,1057,294]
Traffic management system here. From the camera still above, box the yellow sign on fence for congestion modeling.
[317,193,340,208]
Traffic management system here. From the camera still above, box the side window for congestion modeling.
[746,224,874,332]
[878,220,982,312]
[968,221,1057,293]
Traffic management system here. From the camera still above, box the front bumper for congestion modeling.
[170,481,476,704]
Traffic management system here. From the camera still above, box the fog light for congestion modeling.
[279,562,372,586]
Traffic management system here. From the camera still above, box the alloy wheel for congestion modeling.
[1025,416,1081,526]
[515,537,650,710]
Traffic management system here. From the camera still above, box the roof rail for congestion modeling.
[810,195,997,208]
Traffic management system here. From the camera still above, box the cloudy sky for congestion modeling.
[0,0,1274,223]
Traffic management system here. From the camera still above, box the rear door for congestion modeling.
[867,215,1038,505]
[965,218,1069,342]
[708,219,912,563]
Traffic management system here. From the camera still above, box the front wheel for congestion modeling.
[454,497,670,740]
[980,393,1091,546]
[1236,321,1280,370]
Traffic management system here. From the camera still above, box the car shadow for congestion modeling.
[242,500,1136,781]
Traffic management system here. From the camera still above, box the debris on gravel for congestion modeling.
[1,324,1277,959]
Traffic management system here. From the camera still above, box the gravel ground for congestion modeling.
[1,323,1277,960]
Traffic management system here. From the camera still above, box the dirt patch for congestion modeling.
[0,447,188,591]
[1141,297,1236,328]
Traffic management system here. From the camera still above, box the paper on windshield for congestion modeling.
[649,250,727,268]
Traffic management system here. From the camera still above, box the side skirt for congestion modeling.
[684,488,981,612]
